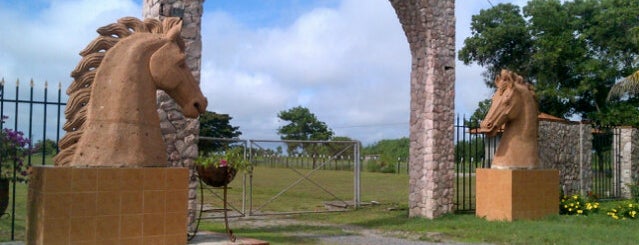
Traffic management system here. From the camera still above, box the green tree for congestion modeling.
[33,139,57,155]
[455,137,485,166]
[362,138,409,163]
[198,111,242,153]
[277,106,334,154]
[362,138,409,173]
[466,99,492,128]
[603,70,639,127]
[458,3,533,87]
[459,0,639,120]
[277,106,334,169]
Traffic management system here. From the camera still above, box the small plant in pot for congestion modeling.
[195,147,251,187]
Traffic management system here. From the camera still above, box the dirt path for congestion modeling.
[219,216,484,245]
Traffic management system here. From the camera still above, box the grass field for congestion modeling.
[198,166,408,215]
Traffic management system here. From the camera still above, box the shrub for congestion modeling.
[628,183,639,203]
[365,159,396,173]
[560,194,599,215]
[607,201,639,220]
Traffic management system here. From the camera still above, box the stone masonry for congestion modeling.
[143,0,203,232]
[390,0,456,218]
[537,119,592,196]
[615,127,639,199]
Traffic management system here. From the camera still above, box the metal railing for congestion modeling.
[0,78,66,241]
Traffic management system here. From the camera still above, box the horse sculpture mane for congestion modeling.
[54,17,207,167]
[479,70,539,169]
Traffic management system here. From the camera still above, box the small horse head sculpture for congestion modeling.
[479,70,539,169]
[54,17,207,167]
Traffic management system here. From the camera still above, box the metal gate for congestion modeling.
[195,138,361,219]
[591,127,621,199]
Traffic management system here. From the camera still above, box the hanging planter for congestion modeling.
[196,165,237,187]
[195,147,250,187]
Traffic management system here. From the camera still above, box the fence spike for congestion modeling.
[1,78,4,86]
[58,82,62,90]
[16,78,19,87]
[30,79,34,88]
[45,81,48,88]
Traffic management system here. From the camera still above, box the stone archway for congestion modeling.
[390,0,455,219]
[143,0,455,221]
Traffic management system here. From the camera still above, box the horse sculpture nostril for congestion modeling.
[193,100,206,114]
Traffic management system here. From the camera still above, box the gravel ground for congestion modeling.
[216,216,487,245]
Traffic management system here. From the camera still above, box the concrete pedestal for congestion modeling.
[476,168,559,221]
[26,166,189,244]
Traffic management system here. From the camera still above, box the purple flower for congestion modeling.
[0,117,32,182]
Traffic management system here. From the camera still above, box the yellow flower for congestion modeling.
[572,195,579,200]
[629,203,633,208]
[577,210,583,214]
[564,205,568,208]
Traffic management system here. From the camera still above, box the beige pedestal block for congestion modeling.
[26,166,188,245]
[476,168,559,221]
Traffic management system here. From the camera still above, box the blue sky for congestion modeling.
[0,0,527,145]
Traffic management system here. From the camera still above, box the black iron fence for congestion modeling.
[454,116,497,212]
[591,127,621,200]
[453,117,624,212]
[0,78,66,241]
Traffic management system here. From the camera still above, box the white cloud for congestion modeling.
[0,0,140,83]
[0,0,520,145]
[200,0,411,144]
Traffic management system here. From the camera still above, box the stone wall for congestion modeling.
[390,0,456,218]
[537,120,592,196]
[143,0,203,232]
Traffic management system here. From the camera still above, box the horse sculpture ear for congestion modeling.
[166,20,183,41]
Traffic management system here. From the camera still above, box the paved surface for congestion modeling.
[189,231,268,245]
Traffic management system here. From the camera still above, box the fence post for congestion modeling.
[616,127,638,199]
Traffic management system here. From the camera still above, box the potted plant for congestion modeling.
[195,147,251,187]
[0,120,31,216]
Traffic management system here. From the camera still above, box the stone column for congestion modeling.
[389,0,456,218]
[578,122,593,196]
[143,0,203,232]
[616,127,639,198]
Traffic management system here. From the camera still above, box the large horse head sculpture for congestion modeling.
[479,70,539,169]
[53,17,207,167]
